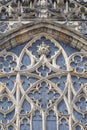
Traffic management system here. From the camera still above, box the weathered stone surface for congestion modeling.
[0,21,87,52]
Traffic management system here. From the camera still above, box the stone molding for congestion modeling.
[0,20,87,52]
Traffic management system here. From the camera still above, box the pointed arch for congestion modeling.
[0,21,87,129]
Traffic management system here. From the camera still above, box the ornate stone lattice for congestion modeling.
[0,0,87,20]
[0,0,87,37]
[0,34,87,130]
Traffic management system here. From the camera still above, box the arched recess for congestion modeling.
[0,21,87,130]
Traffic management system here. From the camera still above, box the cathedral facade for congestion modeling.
[0,0,87,130]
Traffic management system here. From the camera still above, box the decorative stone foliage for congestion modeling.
[0,0,87,38]
[0,0,87,20]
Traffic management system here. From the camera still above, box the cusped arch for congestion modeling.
[69,52,87,74]
[18,33,69,71]
[0,50,18,74]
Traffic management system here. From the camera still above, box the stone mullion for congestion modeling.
[42,111,46,130]
[16,73,21,130]
[56,114,59,130]
[30,114,33,130]
[67,73,73,130]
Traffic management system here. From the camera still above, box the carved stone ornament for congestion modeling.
[0,0,87,130]
[37,42,50,56]
[0,0,87,38]
[0,34,87,129]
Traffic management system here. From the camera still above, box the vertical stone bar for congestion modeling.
[16,73,20,130]
[42,111,46,130]
[30,114,32,130]
[67,73,72,130]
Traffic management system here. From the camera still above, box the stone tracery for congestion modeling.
[0,34,87,129]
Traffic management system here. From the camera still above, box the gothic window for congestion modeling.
[0,34,87,130]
